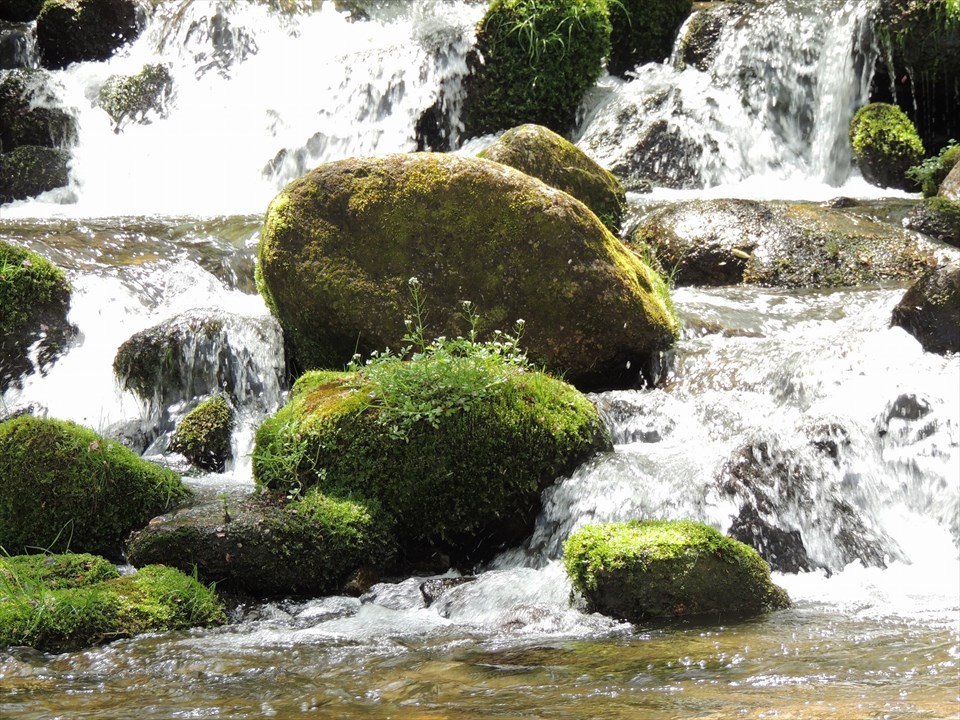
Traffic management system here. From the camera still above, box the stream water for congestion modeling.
[1,0,958,717]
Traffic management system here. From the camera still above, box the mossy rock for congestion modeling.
[0,415,189,559]
[891,260,960,354]
[0,145,71,203]
[462,0,611,137]
[257,152,678,390]
[563,519,791,622]
[98,63,173,132]
[633,198,948,288]
[607,0,693,77]
[907,141,960,197]
[0,0,45,22]
[849,103,925,191]
[0,240,74,391]
[904,196,960,247]
[0,68,78,152]
[0,552,120,591]
[127,487,396,597]
[478,123,627,232]
[36,0,144,70]
[0,561,225,652]
[676,3,742,72]
[941,157,960,201]
[169,395,234,473]
[253,368,611,565]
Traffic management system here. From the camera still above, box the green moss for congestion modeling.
[0,145,71,203]
[607,0,694,77]
[98,63,173,131]
[464,0,611,136]
[563,519,790,621]
[0,562,225,652]
[0,241,70,338]
[170,395,234,472]
[253,363,611,563]
[0,553,120,591]
[0,416,189,559]
[850,103,925,190]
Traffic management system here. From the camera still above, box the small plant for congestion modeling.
[906,140,960,197]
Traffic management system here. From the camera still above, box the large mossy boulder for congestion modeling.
[478,123,627,232]
[563,519,790,622]
[462,0,611,137]
[606,0,693,77]
[0,69,77,153]
[257,153,678,390]
[0,556,225,652]
[126,488,396,597]
[169,394,234,472]
[891,261,960,354]
[904,197,960,246]
[36,0,144,70]
[0,415,188,559]
[253,367,611,565]
[0,240,74,391]
[98,63,173,132]
[633,198,952,288]
[849,103,925,191]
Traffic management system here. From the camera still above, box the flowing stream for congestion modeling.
[1,0,958,717]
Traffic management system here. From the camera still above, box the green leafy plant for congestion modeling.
[906,140,959,197]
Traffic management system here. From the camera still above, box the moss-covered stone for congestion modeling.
[462,0,611,137]
[0,552,120,591]
[563,519,790,622]
[676,3,742,72]
[0,145,70,202]
[607,0,693,77]
[904,196,960,246]
[907,141,960,197]
[849,103,925,190]
[0,69,77,153]
[0,240,74,391]
[253,367,611,565]
[0,0,45,23]
[0,415,188,559]
[479,123,626,232]
[169,395,234,473]
[36,0,144,70]
[257,152,678,390]
[891,260,960,354]
[98,63,173,132]
[0,561,225,652]
[126,487,396,597]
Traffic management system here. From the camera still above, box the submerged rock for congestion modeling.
[479,124,626,232]
[36,0,145,70]
[126,488,397,598]
[0,415,188,559]
[253,368,611,566]
[257,152,678,390]
[849,103,924,191]
[169,394,234,472]
[891,261,960,354]
[563,519,790,622]
[633,198,953,288]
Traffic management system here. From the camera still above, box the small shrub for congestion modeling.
[906,140,960,197]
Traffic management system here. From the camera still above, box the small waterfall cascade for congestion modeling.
[577,0,880,193]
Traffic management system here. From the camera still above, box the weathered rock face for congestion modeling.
[941,160,960,201]
[633,198,955,288]
[36,0,145,70]
[257,152,679,390]
[849,103,925,191]
[479,124,627,232]
[904,197,960,247]
[126,489,397,598]
[891,261,960,354]
[563,519,790,622]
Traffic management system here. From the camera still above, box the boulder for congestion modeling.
[98,62,173,131]
[563,519,790,622]
[0,0,45,23]
[676,3,744,72]
[941,159,960,201]
[478,123,626,232]
[0,68,77,153]
[36,0,145,70]
[0,21,36,70]
[126,488,397,597]
[0,145,70,202]
[169,394,234,472]
[904,197,960,247]
[607,0,693,77]
[0,558,224,652]
[0,415,188,559]
[633,198,953,288]
[849,103,925,190]
[257,152,679,390]
[891,261,960,354]
[253,367,611,565]
[462,0,611,137]
[0,240,75,391]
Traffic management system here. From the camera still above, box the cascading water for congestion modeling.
[1,0,958,717]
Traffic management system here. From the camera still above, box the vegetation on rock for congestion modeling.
[0,415,188,559]
[563,519,790,622]
[36,0,144,70]
[170,394,234,472]
[849,102,925,190]
[0,559,225,652]
[607,0,693,77]
[906,140,960,197]
[0,145,70,203]
[0,68,77,153]
[99,63,173,132]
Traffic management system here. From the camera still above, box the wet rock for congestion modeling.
[0,0,44,23]
[633,198,955,288]
[727,504,812,574]
[169,394,234,472]
[0,68,77,153]
[126,489,397,598]
[891,261,960,354]
[591,390,677,444]
[849,103,924,191]
[609,117,708,190]
[36,0,146,70]
[0,21,36,69]
[419,576,476,607]
[676,3,743,72]
[904,197,960,247]
[98,63,173,132]
[607,0,693,77]
[0,145,70,202]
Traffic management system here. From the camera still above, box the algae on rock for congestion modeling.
[170,394,235,472]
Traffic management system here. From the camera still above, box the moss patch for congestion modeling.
[98,63,173,131]
[0,552,119,591]
[563,519,790,621]
[850,103,925,190]
[170,394,234,472]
